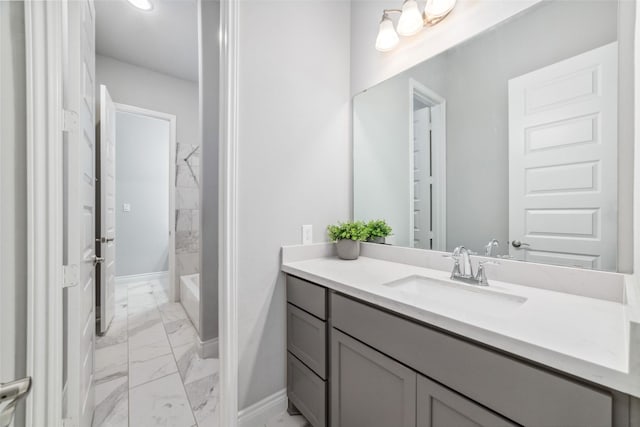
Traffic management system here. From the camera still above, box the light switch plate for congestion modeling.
[302,225,313,245]
[123,203,131,212]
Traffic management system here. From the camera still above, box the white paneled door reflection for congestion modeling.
[413,103,432,250]
[508,42,618,270]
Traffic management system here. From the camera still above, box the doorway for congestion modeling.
[409,79,447,251]
[96,93,178,336]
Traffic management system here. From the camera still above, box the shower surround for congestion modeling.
[175,142,200,297]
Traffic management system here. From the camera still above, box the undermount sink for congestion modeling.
[383,275,527,314]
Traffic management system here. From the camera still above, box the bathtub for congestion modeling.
[180,273,200,332]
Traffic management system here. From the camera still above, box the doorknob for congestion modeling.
[0,377,31,427]
[511,240,531,248]
[97,236,115,243]
[92,255,105,265]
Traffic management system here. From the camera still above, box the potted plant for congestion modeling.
[327,221,369,260]
[366,220,392,244]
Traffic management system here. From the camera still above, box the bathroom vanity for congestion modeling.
[282,244,640,427]
[284,0,640,425]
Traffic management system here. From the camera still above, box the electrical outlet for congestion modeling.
[302,225,313,245]
[123,203,131,212]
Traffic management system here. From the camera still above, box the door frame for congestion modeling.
[113,102,178,301]
[218,0,239,423]
[24,0,65,425]
[408,79,447,251]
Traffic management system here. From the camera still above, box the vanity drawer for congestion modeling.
[287,275,327,320]
[287,303,327,379]
[288,352,327,427]
[331,293,612,427]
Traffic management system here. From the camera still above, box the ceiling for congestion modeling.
[95,0,199,82]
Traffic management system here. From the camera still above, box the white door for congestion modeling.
[1,3,30,425]
[98,85,116,334]
[508,42,618,270]
[413,105,432,249]
[63,0,96,425]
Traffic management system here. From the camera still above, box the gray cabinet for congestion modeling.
[331,329,417,427]
[286,276,328,427]
[332,292,613,427]
[417,376,516,427]
[286,274,629,427]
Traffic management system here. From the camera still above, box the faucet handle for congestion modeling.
[475,260,499,286]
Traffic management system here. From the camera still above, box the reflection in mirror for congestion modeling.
[353,0,634,272]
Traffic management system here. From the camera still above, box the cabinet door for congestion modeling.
[331,329,416,427]
[417,376,517,427]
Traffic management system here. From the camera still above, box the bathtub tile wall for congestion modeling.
[175,142,200,288]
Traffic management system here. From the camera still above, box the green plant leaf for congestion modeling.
[365,219,392,238]
[327,220,370,242]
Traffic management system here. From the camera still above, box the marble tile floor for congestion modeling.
[93,277,309,427]
[93,279,217,427]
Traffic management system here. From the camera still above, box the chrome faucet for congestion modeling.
[484,239,499,257]
[447,246,497,286]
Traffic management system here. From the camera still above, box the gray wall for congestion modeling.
[354,0,634,271]
[115,112,170,276]
[354,76,415,246]
[236,0,351,410]
[198,0,219,344]
[0,2,27,425]
[353,55,448,247]
[95,55,201,282]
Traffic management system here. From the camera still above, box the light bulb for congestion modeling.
[424,0,456,21]
[375,15,399,52]
[127,0,153,11]
[397,0,424,37]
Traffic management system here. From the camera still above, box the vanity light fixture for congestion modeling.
[126,0,153,11]
[376,0,456,52]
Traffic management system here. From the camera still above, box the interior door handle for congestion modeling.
[96,236,115,243]
[92,255,105,265]
[511,240,531,248]
[0,377,31,427]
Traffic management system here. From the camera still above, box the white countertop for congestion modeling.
[282,252,640,397]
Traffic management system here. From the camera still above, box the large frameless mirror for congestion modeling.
[353,0,635,272]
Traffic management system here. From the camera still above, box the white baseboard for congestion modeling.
[197,336,219,359]
[115,271,169,286]
[238,388,287,427]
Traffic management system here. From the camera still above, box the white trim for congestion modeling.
[408,79,447,251]
[219,0,239,423]
[237,389,287,427]
[115,270,169,286]
[24,1,64,425]
[113,102,178,302]
[197,337,219,359]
